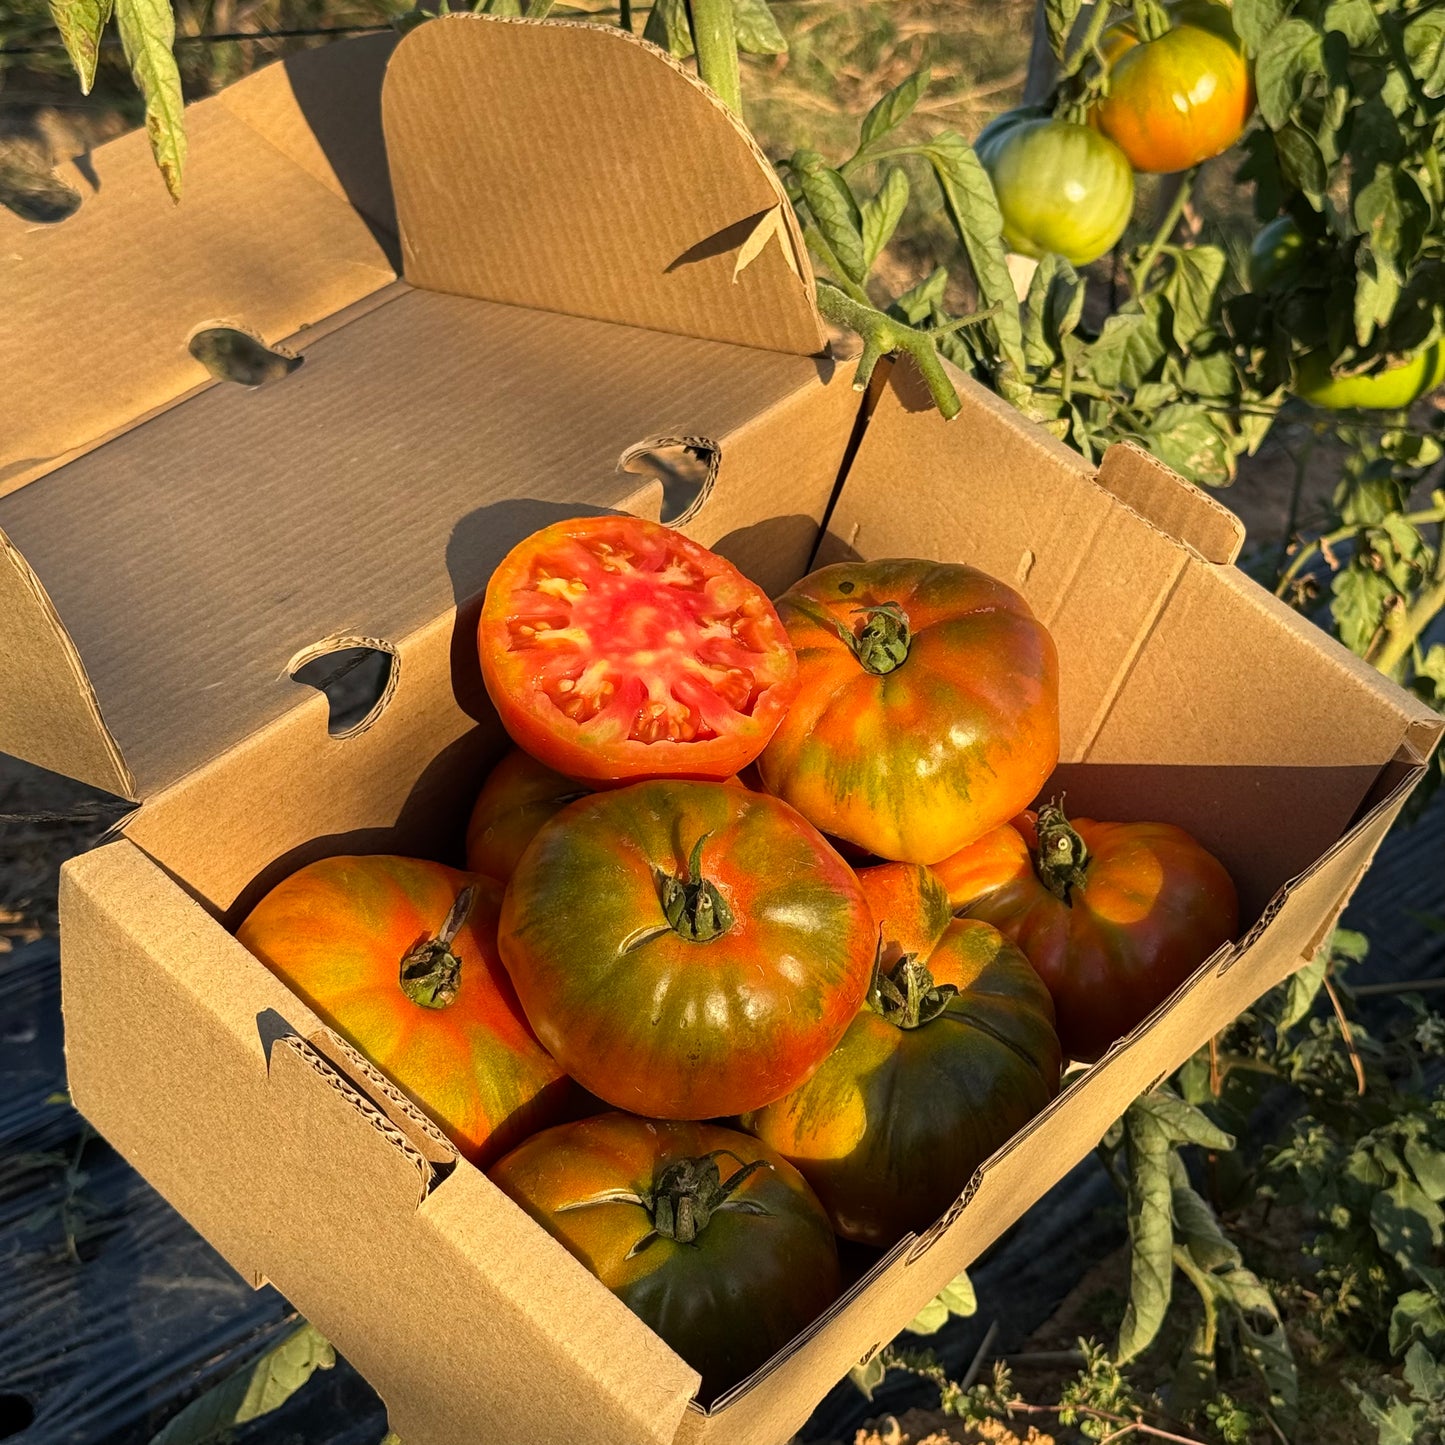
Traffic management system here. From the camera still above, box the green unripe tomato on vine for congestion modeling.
[976,107,1135,268]
[1294,345,1445,411]
[1247,216,1311,292]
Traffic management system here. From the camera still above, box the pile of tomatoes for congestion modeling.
[237,514,1238,1398]
[979,0,1254,268]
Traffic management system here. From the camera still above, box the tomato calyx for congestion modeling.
[398,884,477,1009]
[1032,801,1091,903]
[837,602,912,676]
[555,1150,773,1256]
[658,833,736,943]
[1132,0,1172,42]
[868,952,959,1030]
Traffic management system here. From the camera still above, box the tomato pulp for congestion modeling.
[479,516,797,784]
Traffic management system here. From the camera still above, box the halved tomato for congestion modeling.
[478,517,798,784]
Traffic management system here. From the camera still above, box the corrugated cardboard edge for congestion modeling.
[0,526,133,799]
[1096,441,1246,565]
[382,13,826,355]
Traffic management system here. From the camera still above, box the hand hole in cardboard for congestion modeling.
[0,155,81,224]
[0,1393,35,1439]
[287,640,398,739]
[188,326,303,388]
[619,437,719,525]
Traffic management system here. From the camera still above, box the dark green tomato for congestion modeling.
[977,108,1134,268]
[497,780,875,1119]
[489,1114,841,1402]
[743,916,1062,1249]
[1247,216,1311,292]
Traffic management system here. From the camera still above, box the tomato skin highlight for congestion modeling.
[478,516,798,785]
[1092,6,1254,173]
[488,1114,841,1400]
[236,856,575,1166]
[977,108,1135,268]
[497,779,877,1119]
[757,560,1060,864]
[743,898,1061,1249]
[936,809,1239,1063]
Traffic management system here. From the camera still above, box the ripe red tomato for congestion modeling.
[976,107,1135,267]
[936,804,1239,1063]
[756,560,1060,864]
[744,864,1061,1248]
[488,1113,840,1400]
[478,516,798,785]
[1092,3,1254,174]
[236,856,575,1166]
[465,747,591,882]
[497,779,876,1119]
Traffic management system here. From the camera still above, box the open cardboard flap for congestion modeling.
[0,14,835,805]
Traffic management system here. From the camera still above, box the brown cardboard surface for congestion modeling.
[382,15,826,356]
[0,289,834,801]
[61,837,704,1445]
[1096,441,1245,564]
[1,87,396,494]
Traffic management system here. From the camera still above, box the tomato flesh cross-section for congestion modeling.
[479,516,798,784]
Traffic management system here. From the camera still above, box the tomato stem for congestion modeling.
[398,884,477,1009]
[661,833,737,942]
[1033,800,1090,903]
[555,1150,773,1254]
[839,600,912,675]
[869,954,959,1029]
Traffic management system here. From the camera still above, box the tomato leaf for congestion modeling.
[47,0,113,93]
[891,265,949,324]
[1373,1176,1445,1270]
[148,1323,335,1445]
[1160,245,1228,349]
[1231,0,1292,57]
[792,151,867,284]
[861,167,910,272]
[1087,309,1168,391]
[1144,404,1234,486]
[1321,0,1379,48]
[1023,253,1084,368]
[114,0,186,201]
[1255,18,1325,129]
[1275,122,1328,202]
[1279,952,1329,1032]
[643,0,694,58]
[732,0,786,57]
[848,1353,888,1399]
[1133,1087,1235,1151]
[858,68,930,151]
[1391,1288,1445,1356]
[1405,12,1445,98]
[906,1268,977,1335]
[1331,560,1394,654]
[924,133,1027,395]
[1117,1100,1175,1363]
[1044,0,1083,60]
[1213,1264,1298,1428]
[1169,1159,1242,1272]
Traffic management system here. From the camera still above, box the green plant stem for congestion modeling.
[1370,541,1445,679]
[1273,435,1318,586]
[814,282,994,420]
[1171,1245,1219,1357]
[1276,504,1445,596]
[801,223,872,304]
[1131,170,1198,295]
[685,0,741,115]
[1060,0,1116,79]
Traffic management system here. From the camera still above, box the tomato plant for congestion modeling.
[1091,3,1254,174]
[236,855,576,1166]
[488,1113,840,1400]
[744,863,1061,1248]
[497,779,875,1119]
[936,802,1239,1063]
[757,559,1059,864]
[478,515,798,786]
[975,108,1135,267]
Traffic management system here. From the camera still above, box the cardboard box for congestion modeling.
[2,15,1440,1445]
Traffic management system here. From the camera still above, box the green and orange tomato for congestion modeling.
[497,779,876,1119]
[757,559,1060,865]
[466,747,591,882]
[489,1113,840,1399]
[237,855,575,1166]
